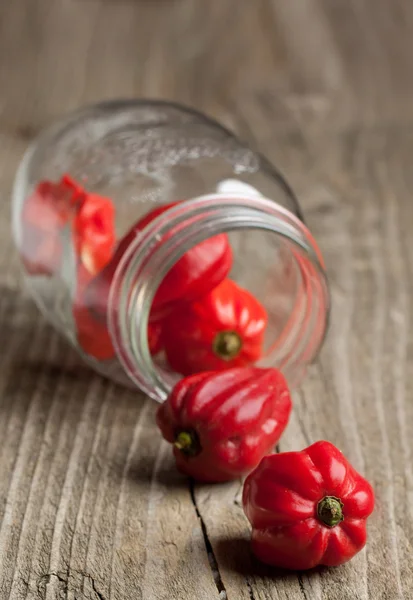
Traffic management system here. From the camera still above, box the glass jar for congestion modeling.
[12,100,329,402]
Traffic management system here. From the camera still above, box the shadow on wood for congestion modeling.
[215,536,329,579]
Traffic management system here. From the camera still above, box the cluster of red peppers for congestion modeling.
[20,176,268,371]
[21,175,375,572]
[157,370,374,570]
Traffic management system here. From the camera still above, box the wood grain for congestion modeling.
[1,0,413,598]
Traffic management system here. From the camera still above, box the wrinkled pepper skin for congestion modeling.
[243,441,375,570]
[156,368,292,482]
[162,279,267,376]
[83,202,233,321]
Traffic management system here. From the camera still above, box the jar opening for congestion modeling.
[107,194,330,401]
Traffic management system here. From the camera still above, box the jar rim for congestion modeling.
[107,193,330,401]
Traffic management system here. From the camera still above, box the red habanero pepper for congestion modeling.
[73,192,116,276]
[72,204,171,361]
[243,441,375,570]
[156,367,292,483]
[74,201,231,360]
[73,299,163,360]
[71,191,117,358]
[72,263,115,361]
[20,175,85,275]
[23,175,84,229]
[82,202,233,321]
[73,303,115,361]
[162,279,267,376]
[73,265,164,360]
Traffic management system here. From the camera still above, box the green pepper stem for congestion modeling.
[317,496,344,527]
[174,430,201,457]
[213,330,242,360]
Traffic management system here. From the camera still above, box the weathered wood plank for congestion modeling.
[1,0,413,598]
[193,127,413,599]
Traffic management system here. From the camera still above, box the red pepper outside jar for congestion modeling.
[243,441,375,570]
[12,100,329,401]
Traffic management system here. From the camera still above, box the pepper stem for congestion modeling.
[174,430,201,457]
[213,330,242,360]
[317,496,344,527]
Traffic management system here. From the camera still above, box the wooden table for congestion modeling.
[1,1,413,598]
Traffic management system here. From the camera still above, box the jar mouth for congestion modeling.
[107,193,330,402]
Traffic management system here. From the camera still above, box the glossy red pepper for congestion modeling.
[243,441,375,570]
[82,202,233,321]
[20,175,85,275]
[162,279,267,375]
[73,192,116,276]
[156,367,292,482]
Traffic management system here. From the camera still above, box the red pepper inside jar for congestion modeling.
[12,100,329,401]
